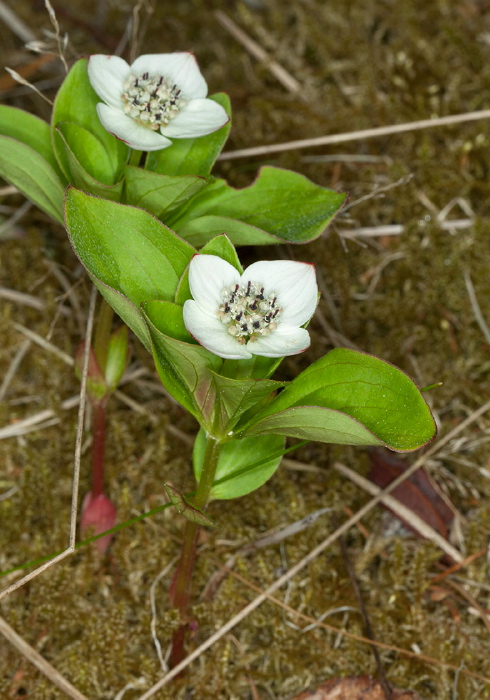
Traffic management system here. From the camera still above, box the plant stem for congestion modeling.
[129,149,143,167]
[91,398,107,498]
[170,434,221,668]
[93,298,114,373]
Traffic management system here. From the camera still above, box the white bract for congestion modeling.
[88,53,229,151]
[183,255,318,360]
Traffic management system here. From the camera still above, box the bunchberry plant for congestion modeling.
[0,50,436,667]
[64,187,436,665]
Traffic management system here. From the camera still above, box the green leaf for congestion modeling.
[193,430,285,500]
[146,93,231,176]
[65,188,195,309]
[124,165,210,218]
[173,214,281,247]
[175,233,243,305]
[0,137,65,223]
[242,405,388,446]
[105,325,129,391]
[171,166,346,246]
[209,371,283,432]
[0,105,64,177]
[56,122,119,186]
[87,275,151,351]
[164,484,215,526]
[141,300,221,420]
[51,58,128,182]
[55,124,124,200]
[242,348,437,451]
[141,300,281,431]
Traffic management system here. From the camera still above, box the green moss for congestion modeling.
[1,0,490,696]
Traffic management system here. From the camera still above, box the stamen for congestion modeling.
[217,281,283,345]
[121,72,187,129]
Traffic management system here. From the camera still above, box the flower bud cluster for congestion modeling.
[217,280,283,344]
[122,72,186,129]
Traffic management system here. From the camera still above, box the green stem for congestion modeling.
[129,149,143,167]
[93,298,114,373]
[91,398,107,497]
[170,434,221,669]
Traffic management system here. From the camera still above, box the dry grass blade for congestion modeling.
[0,409,59,440]
[333,462,463,563]
[0,616,90,700]
[136,398,490,697]
[68,285,96,545]
[149,557,178,672]
[215,10,300,93]
[13,322,74,366]
[218,109,490,160]
[44,0,68,73]
[0,0,36,42]
[0,339,31,403]
[443,579,490,635]
[44,259,85,335]
[4,67,53,105]
[0,288,45,312]
[0,53,58,93]
[0,185,18,196]
[464,272,490,345]
[210,556,490,684]
[0,285,96,601]
[0,199,32,239]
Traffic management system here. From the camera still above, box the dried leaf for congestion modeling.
[368,448,453,537]
[291,675,425,699]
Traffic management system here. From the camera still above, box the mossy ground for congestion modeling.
[1,1,489,698]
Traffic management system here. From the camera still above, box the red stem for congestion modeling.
[169,519,200,668]
[169,435,221,669]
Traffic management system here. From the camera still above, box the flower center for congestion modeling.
[217,281,283,344]
[121,72,187,130]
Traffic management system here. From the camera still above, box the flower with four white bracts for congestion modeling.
[88,53,229,151]
[183,255,318,360]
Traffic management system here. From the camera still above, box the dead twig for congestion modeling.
[339,534,393,699]
[0,616,90,700]
[218,109,490,160]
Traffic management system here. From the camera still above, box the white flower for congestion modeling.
[88,53,229,151]
[183,255,318,360]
